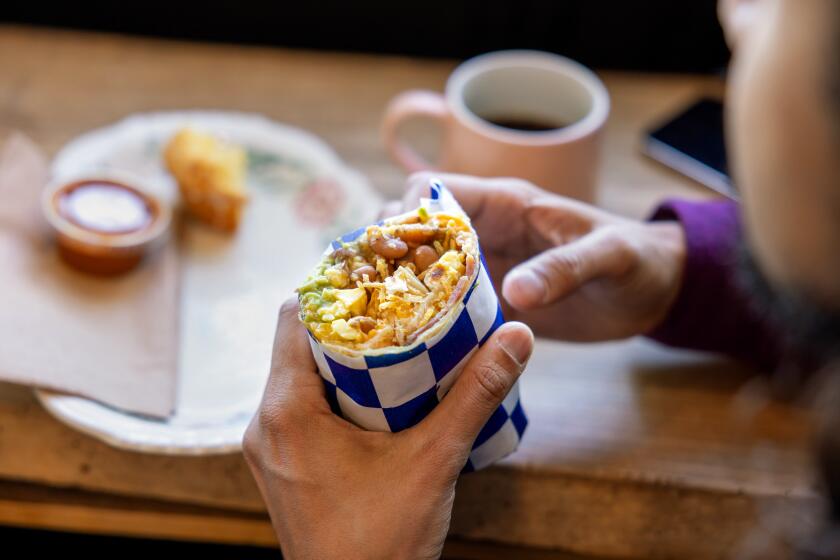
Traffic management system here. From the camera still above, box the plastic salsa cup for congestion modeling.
[41,173,172,275]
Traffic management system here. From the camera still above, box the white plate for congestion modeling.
[36,111,382,455]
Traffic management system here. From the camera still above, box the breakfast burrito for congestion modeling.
[299,205,478,353]
[298,180,526,471]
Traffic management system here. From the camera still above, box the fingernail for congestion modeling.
[507,267,546,305]
[497,327,533,369]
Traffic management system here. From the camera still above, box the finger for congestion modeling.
[502,228,635,310]
[718,0,760,49]
[264,298,325,402]
[403,173,545,255]
[403,171,543,221]
[525,196,628,242]
[421,322,534,449]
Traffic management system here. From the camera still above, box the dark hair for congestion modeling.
[736,245,840,558]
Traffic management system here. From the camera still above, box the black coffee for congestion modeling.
[484,115,569,132]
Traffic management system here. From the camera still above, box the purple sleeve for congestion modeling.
[645,199,783,371]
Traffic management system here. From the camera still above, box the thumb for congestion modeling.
[263,298,326,407]
[422,322,534,449]
[502,229,634,310]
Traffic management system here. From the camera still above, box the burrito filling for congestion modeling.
[298,209,478,349]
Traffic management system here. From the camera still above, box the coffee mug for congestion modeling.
[382,50,610,202]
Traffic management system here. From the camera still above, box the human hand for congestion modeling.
[244,300,534,560]
[392,173,686,342]
[718,0,765,49]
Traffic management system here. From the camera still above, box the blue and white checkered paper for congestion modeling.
[306,180,527,472]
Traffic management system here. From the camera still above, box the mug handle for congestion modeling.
[382,90,449,173]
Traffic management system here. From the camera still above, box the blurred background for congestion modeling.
[1,0,729,72]
[0,3,760,559]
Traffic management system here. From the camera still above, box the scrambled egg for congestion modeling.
[298,209,477,350]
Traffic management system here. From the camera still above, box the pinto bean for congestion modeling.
[351,265,377,282]
[398,215,421,225]
[392,224,438,246]
[395,247,416,269]
[413,245,438,272]
[348,316,376,334]
[330,247,356,262]
[369,233,409,259]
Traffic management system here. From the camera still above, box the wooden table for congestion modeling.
[0,25,819,560]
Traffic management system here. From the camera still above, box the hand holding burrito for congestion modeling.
[401,173,686,342]
[244,300,533,559]
[298,180,529,471]
[245,174,688,557]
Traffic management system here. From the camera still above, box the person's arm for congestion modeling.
[647,199,784,371]
[397,174,789,371]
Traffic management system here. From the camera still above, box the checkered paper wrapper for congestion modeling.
[305,180,527,472]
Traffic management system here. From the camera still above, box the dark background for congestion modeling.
[1,0,730,72]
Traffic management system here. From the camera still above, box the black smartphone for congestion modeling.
[643,98,736,199]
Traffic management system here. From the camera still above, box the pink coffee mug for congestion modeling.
[382,50,610,202]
